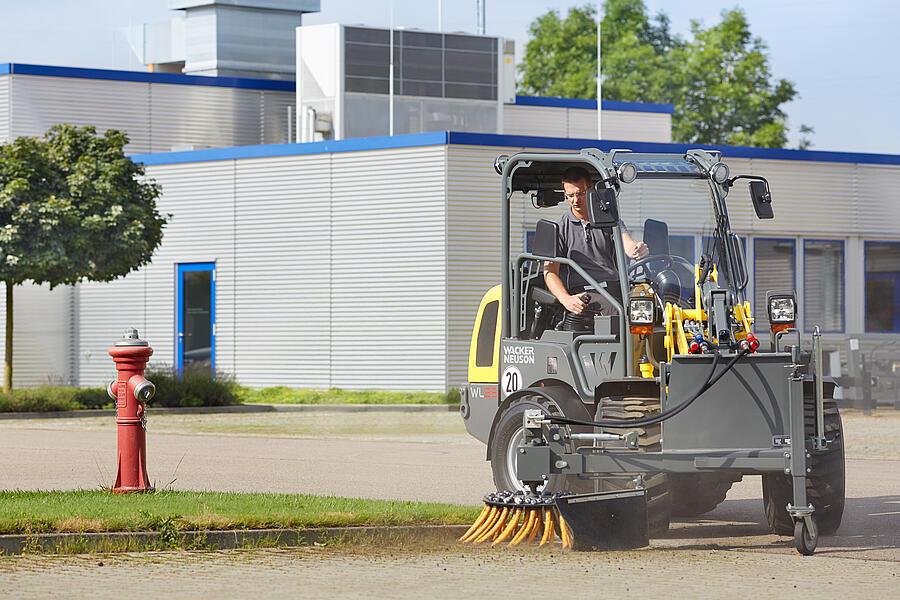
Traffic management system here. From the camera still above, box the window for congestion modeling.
[804,240,844,332]
[754,239,796,325]
[475,301,500,367]
[865,241,900,333]
[669,235,695,263]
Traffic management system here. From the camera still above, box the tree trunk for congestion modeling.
[4,281,11,393]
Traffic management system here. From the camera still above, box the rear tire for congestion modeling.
[594,395,672,536]
[489,392,594,494]
[669,473,742,517]
[763,399,845,536]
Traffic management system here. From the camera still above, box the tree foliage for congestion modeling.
[519,0,807,148]
[0,125,167,389]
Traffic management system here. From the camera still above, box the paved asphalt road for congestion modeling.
[0,409,897,597]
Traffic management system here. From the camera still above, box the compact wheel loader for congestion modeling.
[459,148,845,555]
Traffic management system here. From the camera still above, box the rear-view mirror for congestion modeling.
[750,180,774,219]
[643,219,670,255]
[587,185,619,228]
[533,219,560,259]
[535,189,564,208]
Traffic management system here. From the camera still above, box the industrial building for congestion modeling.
[0,6,897,396]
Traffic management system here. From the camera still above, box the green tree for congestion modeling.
[518,1,805,148]
[0,125,167,391]
[671,9,797,147]
[519,5,599,99]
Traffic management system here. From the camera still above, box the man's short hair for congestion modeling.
[561,166,593,186]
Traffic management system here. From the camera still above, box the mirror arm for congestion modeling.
[726,174,770,189]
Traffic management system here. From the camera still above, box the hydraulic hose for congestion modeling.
[548,348,750,430]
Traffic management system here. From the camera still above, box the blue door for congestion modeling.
[176,262,216,373]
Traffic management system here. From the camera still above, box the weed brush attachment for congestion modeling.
[459,489,650,551]
[459,491,572,548]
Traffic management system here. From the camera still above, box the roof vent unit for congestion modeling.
[131,0,321,80]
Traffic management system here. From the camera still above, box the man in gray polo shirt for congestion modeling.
[544,166,648,316]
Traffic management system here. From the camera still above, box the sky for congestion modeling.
[0,0,898,154]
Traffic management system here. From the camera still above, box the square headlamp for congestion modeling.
[767,295,796,324]
[629,298,655,325]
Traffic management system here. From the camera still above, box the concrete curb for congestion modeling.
[0,525,469,555]
[0,403,461,420]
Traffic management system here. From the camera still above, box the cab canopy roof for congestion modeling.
[505,149,721,193]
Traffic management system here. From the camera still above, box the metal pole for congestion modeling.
[476,0,485,35]
[438,0,442,32]
[389,0,395,136]
[596,0,602,140]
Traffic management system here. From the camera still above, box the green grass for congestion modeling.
[0,490,479,535]
[235,386,460,405]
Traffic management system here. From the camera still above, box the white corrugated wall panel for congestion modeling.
[503,105,568,137]
[149,84,262,152]
[76,161,237,385]
[0,283,72,387]
[9,75,152,153]
[233,154,332,387]
[145,161,237,374]
[745,159,857,236]
[330,146,448,391]
[567,108,672,143]
[76,275,148,385]
[503,104,672,143]
[447,145,505,386]
[0,75,9,143]
[261,90,296,144]
[856,164,900,237]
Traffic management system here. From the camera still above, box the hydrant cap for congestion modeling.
[114,327,149,347]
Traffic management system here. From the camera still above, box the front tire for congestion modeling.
[594,395,672,536]
[763,399,845,536]
[489,392,593,494]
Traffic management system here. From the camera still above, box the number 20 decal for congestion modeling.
[502,366,523,398]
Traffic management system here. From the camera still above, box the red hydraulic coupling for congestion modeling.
[739,332,761,353]
[107,328,156,493]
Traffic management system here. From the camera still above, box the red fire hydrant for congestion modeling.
[107,328,156,493]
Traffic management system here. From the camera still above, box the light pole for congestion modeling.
[596,0,603,140]
[389,0,395,136]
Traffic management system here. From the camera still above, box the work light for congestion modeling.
[629,298,655,325]
[710,162,730,184]
[617,162,638,184]
[768,296,796,323]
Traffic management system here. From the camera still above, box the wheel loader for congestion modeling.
[458,148,845,555]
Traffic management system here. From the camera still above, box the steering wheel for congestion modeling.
[628,254,693,277]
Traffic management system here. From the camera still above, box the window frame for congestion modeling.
[753,237,797,326]
[864,240,900,334]
[802,239,845,333]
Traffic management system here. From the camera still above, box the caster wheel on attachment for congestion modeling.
[794,519,818,556]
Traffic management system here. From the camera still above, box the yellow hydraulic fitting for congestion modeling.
[639,357,654,378]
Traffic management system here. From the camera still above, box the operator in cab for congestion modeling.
[544,166,649,316]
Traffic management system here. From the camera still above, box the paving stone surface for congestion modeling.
[0,408,897,595]
[1,545,898,599]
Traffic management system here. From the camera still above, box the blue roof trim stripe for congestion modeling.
[1,63,295,92]
[131,132,450,165]
[446,132,900,167]
[131,131,900,168]
[515,95,675,114]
